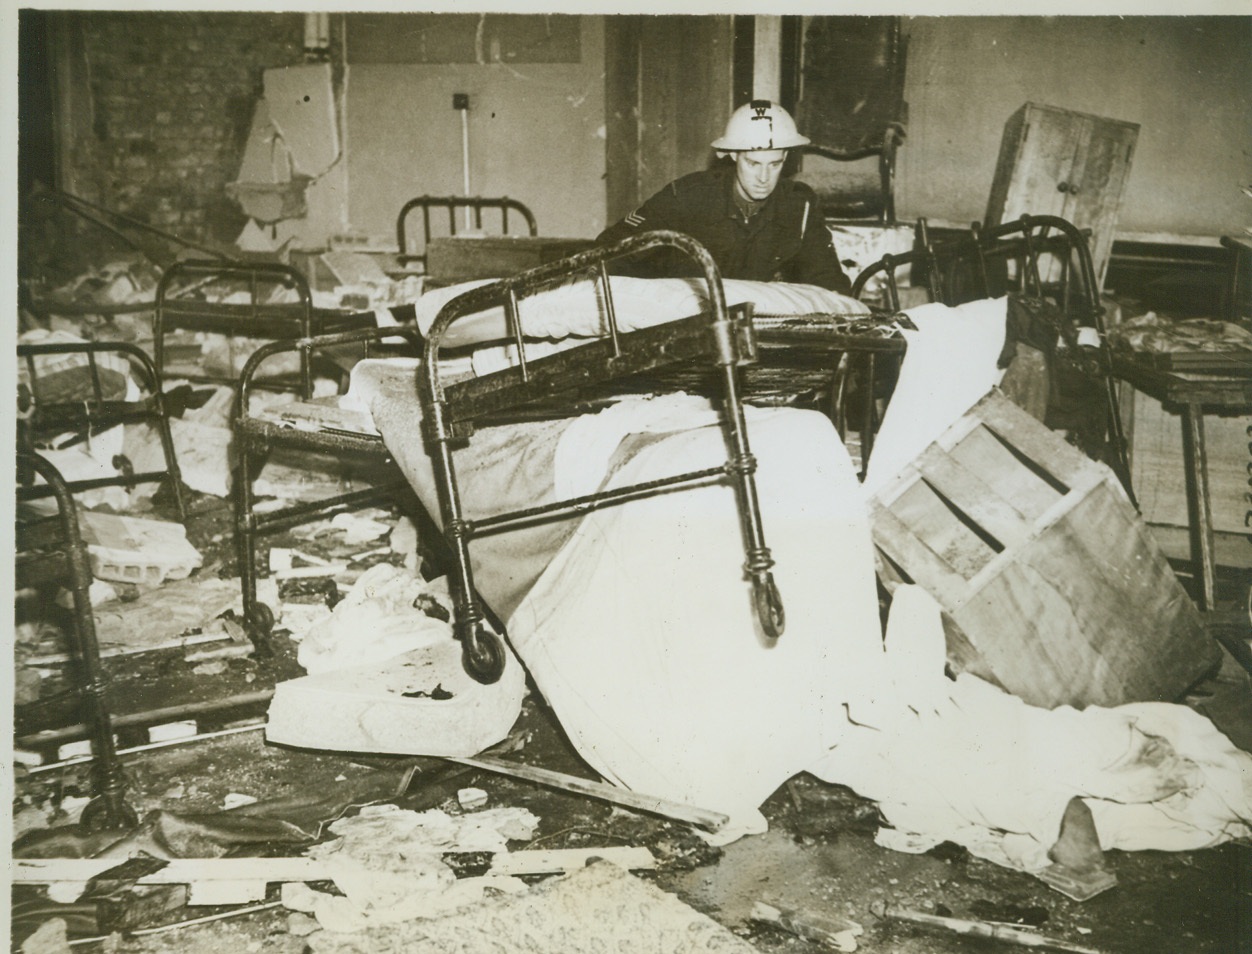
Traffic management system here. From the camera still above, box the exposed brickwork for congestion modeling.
[69,11,307,245]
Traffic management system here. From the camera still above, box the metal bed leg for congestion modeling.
[24,455,137,830]
[234,442,274,652]
[65,523,138,831]
[714,364,785,640]
[153,393,188,522]
[1182,402,1217,612]
[426,423,506,684]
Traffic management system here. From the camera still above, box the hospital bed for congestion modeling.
[232,214,1123,683]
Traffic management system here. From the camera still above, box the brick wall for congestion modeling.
[66,11,308,245]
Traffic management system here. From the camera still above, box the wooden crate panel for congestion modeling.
[871,390,1216,709]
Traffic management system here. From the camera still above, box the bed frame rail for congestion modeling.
[420,229,784,684]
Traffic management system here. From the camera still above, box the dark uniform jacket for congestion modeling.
[597,165,852,295]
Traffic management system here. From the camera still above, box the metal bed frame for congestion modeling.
[226,215,1127,683]
[18,339,187,521]
[396,195,538,270]
[420,230,786,684]
[154,260,375,400]
[16,452,136,829]
[232,325,423,647]
[852,213,1133,497]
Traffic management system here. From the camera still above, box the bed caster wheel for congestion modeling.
[754,574,785,640]
[462,627,506,685]
[79,795,139,833]
[245,602,275,657]
[250,602,275,633]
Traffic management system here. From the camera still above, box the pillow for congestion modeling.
[414,276,871,349]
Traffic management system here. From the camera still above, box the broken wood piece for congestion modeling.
[750,900,862,952]
[488,846,656,876]
[1036,797,1118,901]
[184,641,254,664]
[869,390,1217,709]
[273,563,349,581]
[870,901,1106,954]
[15,857,334,907]
[1034,863,1118,903]
[450,754,729,832]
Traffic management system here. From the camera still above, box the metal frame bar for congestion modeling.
[18,340,186,521]
[232,325,422,646]
[420,229,784,683]
[16,452,137,830]
[396,195,539,268]
[155,260,372,400]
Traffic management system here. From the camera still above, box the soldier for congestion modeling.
[598,100,851,294]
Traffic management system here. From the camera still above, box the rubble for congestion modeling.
[78,511,202,586]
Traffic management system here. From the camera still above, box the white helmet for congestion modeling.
[711,99,810,151]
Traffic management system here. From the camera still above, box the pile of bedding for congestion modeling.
[334,279,1252,859]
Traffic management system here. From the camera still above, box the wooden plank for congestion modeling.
[951,561,1091,707]
[489,847,656,876]
[951,481,1213,709]
[452,755,729,832]
[15,856,331,906]
[1023,486,1215,704]
[946,422,1063,522]
[970,391,1099,488]
[884,478,998,582]
[915,447,1033,550]
[869,504,971,602]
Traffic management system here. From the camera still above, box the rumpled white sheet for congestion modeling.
[507,395,885,838]
[809,585,1252,871]
[862,297,1008,497]
[347,303,1252,866]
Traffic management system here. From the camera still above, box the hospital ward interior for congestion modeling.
[11,11,1252,954]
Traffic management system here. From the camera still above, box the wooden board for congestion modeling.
[1135,351,1252,374]
[1128,387,1252,536]
[870,390,1217,709]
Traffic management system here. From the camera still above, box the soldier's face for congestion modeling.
[733,149,787,202]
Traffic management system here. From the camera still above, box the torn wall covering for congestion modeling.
[229,62,341,243]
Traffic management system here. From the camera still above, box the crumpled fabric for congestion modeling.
[809,585,1252,871]
[508,395,884,839]
[862,297,1007,497]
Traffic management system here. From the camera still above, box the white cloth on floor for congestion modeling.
[862,297,1007,496]
[507,395,885,838]
[808,585,1252,871]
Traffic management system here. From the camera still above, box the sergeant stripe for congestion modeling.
[625,212,644,227]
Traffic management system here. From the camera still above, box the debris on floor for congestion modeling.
[78,511,202,586]
[265,633,527,758]
[12,244,1252,954]
[303,860,760,954]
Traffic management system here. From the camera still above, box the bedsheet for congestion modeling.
[343,321,1252,859]
[347,361,885,833]
[349,358,576,622]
